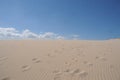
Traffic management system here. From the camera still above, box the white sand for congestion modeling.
[0,39,120,80]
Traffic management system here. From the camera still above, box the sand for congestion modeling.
[0,39,120,80]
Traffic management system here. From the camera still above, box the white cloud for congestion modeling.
[39,32,57,39]
[22,29,39,39]
[0,27,80,40]
[71,35,80,40]
[0,28,21,39]
[56,36,65,40]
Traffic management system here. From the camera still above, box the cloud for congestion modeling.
[0,28,21,39]
[56,36,65,40]
[0,27,79,40]
[39,32,57,39]
[71,35,80,40]
[22,29,39,39]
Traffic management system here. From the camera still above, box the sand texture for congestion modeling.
[0,39,120,80]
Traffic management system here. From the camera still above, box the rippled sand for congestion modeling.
[0,39,120,80]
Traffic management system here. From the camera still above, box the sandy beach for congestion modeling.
[0,39,120,80]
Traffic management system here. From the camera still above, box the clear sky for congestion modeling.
[0,0,120,40]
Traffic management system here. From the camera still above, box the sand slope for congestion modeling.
[0,40,120,80]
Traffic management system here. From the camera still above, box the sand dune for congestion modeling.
[0,40,120,80]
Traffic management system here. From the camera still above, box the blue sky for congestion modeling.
[0,0,120,40]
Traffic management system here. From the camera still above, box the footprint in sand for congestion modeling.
[110,64,114,68]
[53,70,60,73]
[47,53,51,57]
[47,53,54,57]
[75,59,78,62]
[72,58,78,61]
[54,50,58,53]
[95,56,99,59]
[77,52,85,57]
[1,77,11,80]
[53,70,62,75]
[53,70,62,80]
[99,57,107,61]
[32,58,41,63]
[61,47,65,50]
[77,70,88,78]
[22,65,31,72]
[69,69,81,76]
[32,58,37,61]
[65,62,72,67]
[0,56,8,61]
[83,61,93,66]
[65,62,69,65]
[96,56,107,61]
[87,63,93,66]
[83,61,88,64]
[0,57,8,65]
[64,69,71,73]
[53,76,61,80]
